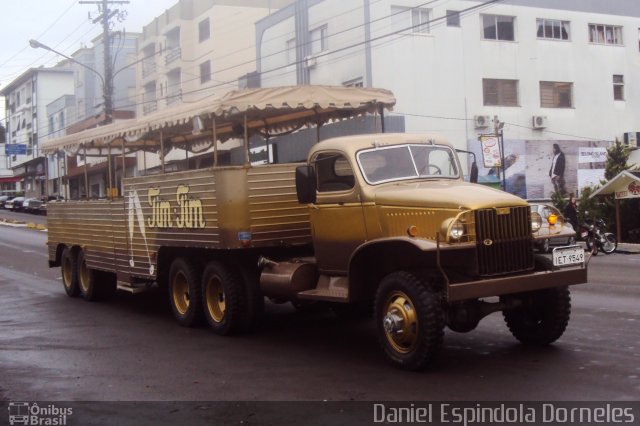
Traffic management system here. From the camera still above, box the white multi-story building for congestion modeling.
[0,66,74,197]
[255,0,640,198]
[43,32,140,199]
[134,0,294,172]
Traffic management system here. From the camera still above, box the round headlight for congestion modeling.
[450,220,465,240]
[531,212,542,232]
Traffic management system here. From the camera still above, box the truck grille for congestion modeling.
[475,207,534,276]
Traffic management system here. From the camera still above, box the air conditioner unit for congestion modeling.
[474,115,491,129]
[304,55,317,69]
[532,115,548,129]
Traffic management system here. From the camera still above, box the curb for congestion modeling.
[0,219,46,231]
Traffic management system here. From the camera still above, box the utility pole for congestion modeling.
[79,0,129,124]
[494,115,506,192]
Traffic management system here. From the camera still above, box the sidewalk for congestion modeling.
[616,242,640,254]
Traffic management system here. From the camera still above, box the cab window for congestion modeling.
[314,153,355,192]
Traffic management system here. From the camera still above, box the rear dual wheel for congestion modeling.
[201,261,264,335]
[77,250,116,301]
[61,247,79,297]
[169,257,203,327]
[61,247,115,300]
[168,258,264,332]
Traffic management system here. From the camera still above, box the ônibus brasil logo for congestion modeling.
[7,402,73,425]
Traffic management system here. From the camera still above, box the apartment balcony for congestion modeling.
[165,48,182,66]
[166,89,182,106]
[143,101,158,115]
[142,61,157,78]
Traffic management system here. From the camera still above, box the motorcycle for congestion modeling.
[580,217,617,255]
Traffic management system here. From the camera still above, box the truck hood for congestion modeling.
[373,181,528,210]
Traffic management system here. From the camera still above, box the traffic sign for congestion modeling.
[4,144,27,155]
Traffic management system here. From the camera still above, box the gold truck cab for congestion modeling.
[285,133,588,370]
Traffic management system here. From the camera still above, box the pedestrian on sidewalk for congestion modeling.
[564,194,578,230]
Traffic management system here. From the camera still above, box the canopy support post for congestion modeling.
[379,105,386,133]
[44,154,49,198]
[185,140,189,168]
[160,131,166,174]
[107,144,113,200]
[616,198,622,243]
[83,144,89,200]
[121,140,126,196]
[56,151,62,199]
[243,114,250,167]
[142,141,147,176]
[212,120,218,167]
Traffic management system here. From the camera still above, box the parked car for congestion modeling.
[0,195,11,209]
[4,196,25,211]
[23,198,44,214]
[529,203,576,253]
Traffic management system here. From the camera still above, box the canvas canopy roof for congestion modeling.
[591,170,640,199]
[41,86,396,156]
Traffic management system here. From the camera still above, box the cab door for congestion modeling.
[310,152,367,274]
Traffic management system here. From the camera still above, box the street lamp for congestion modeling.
[29,39,113,124]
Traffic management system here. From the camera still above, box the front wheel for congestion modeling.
[601,233,617,254]
[502,286,571,345]
[374,271,444,371]
[586,236,598,256]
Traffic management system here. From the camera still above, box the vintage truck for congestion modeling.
[43,86,587,370]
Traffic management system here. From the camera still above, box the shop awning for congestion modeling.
[0,176,21,183]
[40,86,396,156]
[591,170,640,199]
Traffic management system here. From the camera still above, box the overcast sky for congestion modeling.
[0,0,178,121]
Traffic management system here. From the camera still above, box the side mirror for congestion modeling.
[470,161,479,184]
[295,165,317,204]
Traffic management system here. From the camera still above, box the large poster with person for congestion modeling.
[469,139,610,199]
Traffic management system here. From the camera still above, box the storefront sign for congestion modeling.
[578,147,607,163]
[615,181,640,199]
[479,136,501,168]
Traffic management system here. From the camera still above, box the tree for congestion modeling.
[605,138,630,180]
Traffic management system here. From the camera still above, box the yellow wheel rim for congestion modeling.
[205,275,225,323]
[382,291,418,354]
[172,271,190,315]
[62,255,73,289]
[79,256,90,293]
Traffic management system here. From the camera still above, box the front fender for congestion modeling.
[347,237,475,301]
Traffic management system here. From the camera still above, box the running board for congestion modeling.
[297,275,349,303]
[117,281,150,294]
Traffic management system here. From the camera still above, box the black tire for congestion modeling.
[602,233,617,254]
[168,257,203,327]
[201,261,246,335]
[374,271,444,371]
[237,262,265,333]
[61,247,80,297]
[77,251,115,301]
[502,286,571,345]
[586,236,598,256]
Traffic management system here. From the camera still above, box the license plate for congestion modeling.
[581,231,588,238]
[553,246,584,267]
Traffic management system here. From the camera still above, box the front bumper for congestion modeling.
[447,264,587,302]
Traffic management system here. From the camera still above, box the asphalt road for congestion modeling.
[0,225,639,404]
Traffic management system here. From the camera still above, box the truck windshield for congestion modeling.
[356,144,459,184]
